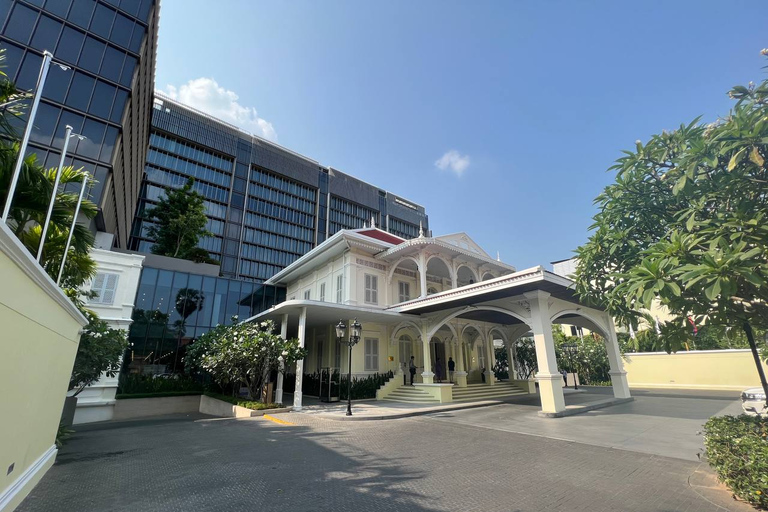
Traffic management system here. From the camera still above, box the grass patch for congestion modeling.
[116,391,203,400]
[203,392,282,410]
[703,414,768,509]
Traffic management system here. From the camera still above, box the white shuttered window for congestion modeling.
[364,338,379,371]
[90,272,119,305]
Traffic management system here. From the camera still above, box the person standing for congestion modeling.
[409,356,417,385]
[561,368,568,387]
[448,357,456,383]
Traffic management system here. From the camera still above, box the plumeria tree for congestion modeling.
[574,51,768,403]
[69,309,128,396]
[185,317,306,400]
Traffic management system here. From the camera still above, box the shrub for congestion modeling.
[118,373,203,395]
[203,392,282,410]
[69,310,128,396]
[703,415,768,508]
[285,370,394,400]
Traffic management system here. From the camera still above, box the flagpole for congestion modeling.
[37,125,73,262]
[56,175,88,286]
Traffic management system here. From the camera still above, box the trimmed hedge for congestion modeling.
[118,373,203,395]
[703,415,768,509]
[116,391,202,400]
[203,392,281,411]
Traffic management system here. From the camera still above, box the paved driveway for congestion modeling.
[16,389,750,512]
[428,387,745,461]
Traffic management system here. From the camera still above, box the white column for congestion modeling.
[420,322,434,383]
[276,313,288,405]
[293,307,307,411]
[525,290,565,414]
[454,337,468,387]
[450,261,458,289]
[507,341,516,380]
[605,315,631,399]
[418,251,427,298]
[484,332,496,386]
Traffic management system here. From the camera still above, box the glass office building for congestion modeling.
[130,93,430,282]
[0,0,159,248]
[126,265,286,375]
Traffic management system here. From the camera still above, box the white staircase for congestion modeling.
[380,385,440,404]
[451,381,529,402]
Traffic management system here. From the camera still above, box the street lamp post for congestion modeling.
[56,174,88,286]
[336,319,362,416]
[2,50,70,223]
[36,125,86,262]
[562,343,578,390]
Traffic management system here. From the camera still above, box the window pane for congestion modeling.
[53,109,84,149]
[5,4,38,45]
[16,51,43,91]
[30,15,62,52]
[110,12,132,48]
[55,26,85,65]
[78,36,105,73]
[100,44,124,82]
[119,0,139,17]
[137,0,152,22]
[30,101,59,145]
[44,0,72,18]
[42,63,72,103]
[89,80,115,119]
[67,0,95,28]
[76,118,106,159]
[89,165,108,203]
[66,71,95,111]
[89,3,115,38]
[99,125,118,162]
[110,88,127,122]
[0,41,24,82]
[119,53,135,86]
[128,22,144,53]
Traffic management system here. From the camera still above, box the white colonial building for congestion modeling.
[249,227,631,416]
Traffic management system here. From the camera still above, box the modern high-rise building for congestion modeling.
[129,92,430,282]
[0,0,159,247]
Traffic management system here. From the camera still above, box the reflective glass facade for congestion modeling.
[126,266,286,375]
[129,94,430,283]
[0,0,159,247]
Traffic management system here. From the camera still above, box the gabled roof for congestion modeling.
[265,229,396,285]
[353,228,406,245]
[433,232,491,258]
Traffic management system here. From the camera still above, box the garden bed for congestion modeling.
[703,414,767,509]
[200,393,289,418]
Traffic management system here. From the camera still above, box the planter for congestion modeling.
[60,396,78,427]
[113,395,201,420]
[199,395,290,418]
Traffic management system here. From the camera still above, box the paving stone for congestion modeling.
[16,411,750,512]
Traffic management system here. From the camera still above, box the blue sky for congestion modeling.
[154,1,767,269]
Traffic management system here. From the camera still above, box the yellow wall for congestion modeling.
[0,230,86,512]
[623,349,768,391]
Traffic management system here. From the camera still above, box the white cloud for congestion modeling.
[434,149,470,176]
[162,78,277,141]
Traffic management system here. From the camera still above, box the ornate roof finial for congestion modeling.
[418,221,425,238]
[371,215,376,229]
[497,251,501,262]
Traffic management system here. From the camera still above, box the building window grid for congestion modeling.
[146,147,232,188]
[389,217,421,240]
[243,211,314,243]
[251,167,316,201]
[328,196,379,235]
[248,182,316,215]
[246,196,315,229]
[149,132,233,172]
[144,166,230,203]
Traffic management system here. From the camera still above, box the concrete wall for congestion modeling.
[623,349,768,391]
[0,225,87,512]
[112,395,202,420]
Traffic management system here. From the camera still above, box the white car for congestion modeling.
[740,387,767,416]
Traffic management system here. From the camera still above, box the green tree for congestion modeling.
[574,52,768,403]
[69,308,129,396]
[185,317,307,400]
[145,178,214,262]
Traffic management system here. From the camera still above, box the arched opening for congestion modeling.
[389,257,421,301]
[429,334,449,382]
[456,265,478,287]
[481,272,495,281]
[550,310,612,387]
[398,334,414,373]
[460,325,485,383]
[426,256,452,294]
